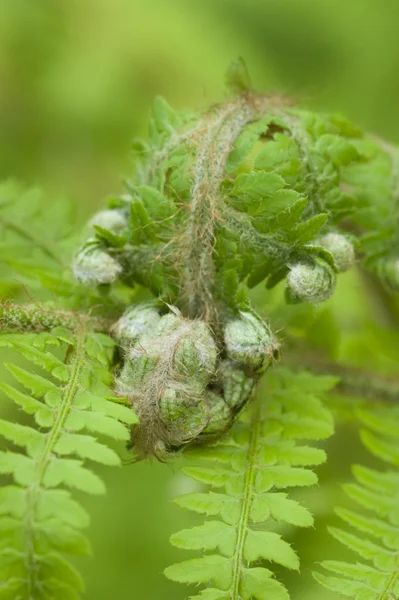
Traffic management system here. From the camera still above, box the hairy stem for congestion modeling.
[0,302,111,333]
[180,97,258,325]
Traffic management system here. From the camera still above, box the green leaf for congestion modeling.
[5,363,57,396]
[0,381,51,416]
[316,134,359,166]
[94,225,127,248]
[165,555,232,589]
[54,432,121,466]
[171,521,235,557]
[0,451,35,486]
[241,567,290,600]
[0,487,27,519]
[0,325,128,596]
[0,420,45,457]
[174,493,240,526]
[251,493,314,527]
[231,172,286,210]
[244,530,299,569]
[37,520,91,556]
[287,213,329,243]
[44,458,106,495]
[170,369,333,598]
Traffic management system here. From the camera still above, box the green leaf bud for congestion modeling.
[172,321,217,386]
[112,304,161,348]
[318,233,355,272]
[221,360,256,410]
[202,390,231,435]
[89,209,127,232]
[286,259,336,304]
[115,350,158,397]
[73,243,122,286]
[154,312,182,335]
[159,387,208,441]
[224,311,278,372]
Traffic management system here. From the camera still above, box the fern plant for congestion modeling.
[1,59,399,599]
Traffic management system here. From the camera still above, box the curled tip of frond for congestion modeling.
[286,259,336,304]
[318,232,356,273]
[114,303,276,458]
[224,310,279,373]
[111,303,162,349]
[73,243,122,286]
[89,209,127,232]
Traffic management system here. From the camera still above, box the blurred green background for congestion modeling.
[1,0,399,598]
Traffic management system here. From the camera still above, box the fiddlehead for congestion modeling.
[2,60,399,599]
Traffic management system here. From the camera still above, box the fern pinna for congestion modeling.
[165,368,335,599]
[1,60,399,598]
[315,405,399,599]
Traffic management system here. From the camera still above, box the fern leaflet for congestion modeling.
[315,404,399,599]
[0,325,137,599]
[165,368,336,599]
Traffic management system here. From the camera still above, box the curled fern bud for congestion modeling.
[111,304,161,348]
[201,390,231,435]
[319,233,355,272]
[224,311,278,373]
[116,348,158,398]
[73,242,122,286]
[172,321,217,386]
[89,209,127,232]
[377,257,399,292]
[159,387,208,441]
[115,308,219,455]
[221,360,256,410]
[286,259,336,304]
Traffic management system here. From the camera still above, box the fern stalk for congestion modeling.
[229,396,261,599]
[180,98,257,323]
[0,303,110,333]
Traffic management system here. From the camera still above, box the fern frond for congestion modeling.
[314,404,399,599]
[0,182,124,315]
[165,368,335,599]
[0,181,74,267]
[0,325,137,599]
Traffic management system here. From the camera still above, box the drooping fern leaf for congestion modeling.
[314,404,399,599]
[165,368,336,599]
[0,325,137,599]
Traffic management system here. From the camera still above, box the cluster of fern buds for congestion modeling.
[71,59,399,458]
[111,303,278,457]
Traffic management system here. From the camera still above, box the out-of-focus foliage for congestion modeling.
[1,1,399,599]
[1,0,399,214]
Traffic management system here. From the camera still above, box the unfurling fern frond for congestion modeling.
[315,404,399,599]
[165,369,336,599]
[0,326,136,599]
